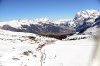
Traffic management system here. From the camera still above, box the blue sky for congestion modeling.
[0,0,100,21]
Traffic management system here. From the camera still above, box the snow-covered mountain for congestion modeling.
[74,10,100,25]
[0,10,100,39]
[0,18,75,39]
[74,10,100,33]
[0,18,50,28]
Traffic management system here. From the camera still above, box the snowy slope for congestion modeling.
[0,29,57,66]
[0,29,96,66]
[42,39,95,66]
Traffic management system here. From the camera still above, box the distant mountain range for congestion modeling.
[0,10,100,39]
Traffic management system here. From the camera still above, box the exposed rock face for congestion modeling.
[94,16,100,27]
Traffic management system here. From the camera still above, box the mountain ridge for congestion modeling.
[0,10,100,39]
